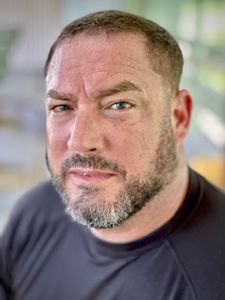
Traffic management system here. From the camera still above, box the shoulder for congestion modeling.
[0,180,68,256]
[169,170,225,298]
[196,171,225,222]
[0,181,73,292]
[172,169,225,243]
[11,180,65,225]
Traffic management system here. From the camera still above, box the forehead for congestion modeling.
[46,32,163,98]
[48,32,153,74]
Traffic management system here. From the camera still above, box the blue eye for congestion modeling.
[111,102,131,110]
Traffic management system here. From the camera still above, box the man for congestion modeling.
[0,10,225,300]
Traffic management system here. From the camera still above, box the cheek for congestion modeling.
[46,121,70,159]
[110,121,157,170]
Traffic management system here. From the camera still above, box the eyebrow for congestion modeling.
[46,90,74,101]
[46,80,143,102]
[94,80,143,100]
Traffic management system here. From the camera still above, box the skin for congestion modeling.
[46,32,192,243]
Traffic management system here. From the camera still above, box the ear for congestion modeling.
[171,89,192,141]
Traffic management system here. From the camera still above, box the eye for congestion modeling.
[51,104,71,113]
[110,101,132,111]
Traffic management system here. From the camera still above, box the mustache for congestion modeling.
[63,154,126,176]
[46,152,126,177]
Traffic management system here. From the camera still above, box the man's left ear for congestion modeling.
[171,89,192,141]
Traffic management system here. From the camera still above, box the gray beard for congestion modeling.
[48,123,178,229]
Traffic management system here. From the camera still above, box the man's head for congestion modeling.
[45,10,192,229]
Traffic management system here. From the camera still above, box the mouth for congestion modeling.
[67,168,116,185]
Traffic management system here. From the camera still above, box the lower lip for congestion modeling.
[68,172,115,185]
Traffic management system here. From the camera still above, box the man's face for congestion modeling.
[45,32,178,228]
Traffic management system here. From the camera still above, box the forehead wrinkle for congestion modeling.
[92,80,143,100]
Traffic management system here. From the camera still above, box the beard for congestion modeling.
[47,122,178,229]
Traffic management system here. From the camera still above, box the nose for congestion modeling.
[67,108,106,155]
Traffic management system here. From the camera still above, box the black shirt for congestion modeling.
[0,169,225,300]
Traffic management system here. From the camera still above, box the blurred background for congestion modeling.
[0,0,225,232]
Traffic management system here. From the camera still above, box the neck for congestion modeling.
[91,163,189,244]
